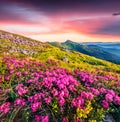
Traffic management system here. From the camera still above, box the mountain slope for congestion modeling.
[1,30,120,74]
[49,40,120,64]
[1,30,120,122]
[0,30,48,56]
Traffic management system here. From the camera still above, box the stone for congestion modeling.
[63,56,69,62]
[103,114,115,122]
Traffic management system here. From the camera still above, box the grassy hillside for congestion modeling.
[0,30,120,122]
[1,30,120,73]
[49,40,120,64]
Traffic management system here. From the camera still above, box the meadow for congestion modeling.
[0,31,120,122]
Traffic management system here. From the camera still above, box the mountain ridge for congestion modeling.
[1,30,120,73]
[48,40,120,64]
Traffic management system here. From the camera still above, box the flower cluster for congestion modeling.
[0,102,11,114]
[0,56,120,121]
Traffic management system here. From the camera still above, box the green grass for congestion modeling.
[0,30,120,74]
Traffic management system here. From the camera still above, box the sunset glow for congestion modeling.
[0,0,120,42]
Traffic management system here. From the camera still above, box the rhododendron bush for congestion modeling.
[0,56,120,122]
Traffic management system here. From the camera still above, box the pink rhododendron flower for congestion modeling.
[90,88,100,96]
[14,98,26,107]
[69,85,76,91]
[24,71,28,75]
[44,96,51,104]
[107,90,116,97]
[87,92,94,100]
[105,94,113,102]
[15,72,21,77]
[5,75,11,80]
[100,87,106,94]
[0,75,2,79]
[71,97,84,108]
[101,100,109,109]
[26,79,33,83]
[31,102,42,112]
[16,83,23,90]
[62,117,67,122]
[116,81,120,86]
[28,96,34,103]
[114,95,120,105]
[35,115,49,122]
[76,118,82,122]
[17,87,27,96]
[51,88,58,97]
[0,102,10,113]
[59,97,65,107]
[16,84,27,96]
[33,93,42,102]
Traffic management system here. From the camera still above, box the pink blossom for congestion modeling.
[24,71,28,75]
[81,91,88,99]
[87,92,94,100]
[16,83,23,90]
[62,117,67,122]
[35,115,49,122]
[90,88,100,96]
[31,102,42,112]
[14,98,26,107]
[100,87,106,94]
[0,75,2,79]
[17,87,27,96]
[0,102,10,114]
[71,97,84,108]
[71,98,77,107]
[16,84,27,96]
[33,93,41,102]
[101,100,109,109]
[15,72,21,77]
[51,88,58,97]
[58,83,65,89]
[5,75,11,81]
[35,115,41,122]
[76,118,82,122]
[44,96,51,104]
[105,94,113,102]
[69,85,76,91]
[63,89,69,97]
[59,98,65,107]
[114,95,120,105]
[26,79,33,83]
[116,81,120,86]
[28,96,34,103]
[107,90,116,97]
[59,91,65,98]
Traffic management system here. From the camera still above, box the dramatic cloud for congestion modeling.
[93,21,120,36]
[0,0,120,42]
[63,17,120,37]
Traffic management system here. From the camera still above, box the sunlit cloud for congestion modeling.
[0,0,120,42]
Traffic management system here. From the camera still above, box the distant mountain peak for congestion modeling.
[64,40,74,43]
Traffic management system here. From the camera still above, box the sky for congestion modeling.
[0,0,120,42]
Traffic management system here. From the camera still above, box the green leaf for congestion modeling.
[9,107,22,122]
[22,110,30,122]
[8,90,17,101]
